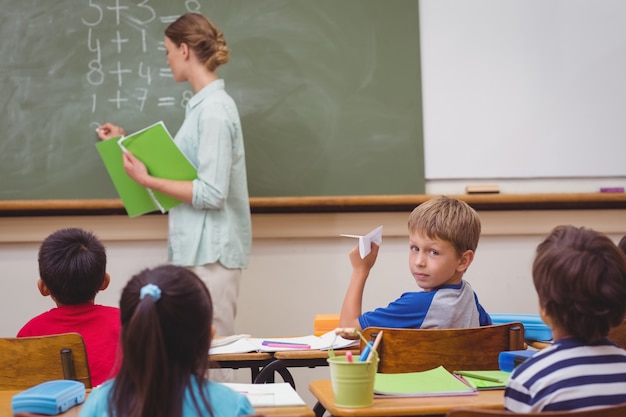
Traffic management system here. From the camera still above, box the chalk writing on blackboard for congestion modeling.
[82,1,200,132]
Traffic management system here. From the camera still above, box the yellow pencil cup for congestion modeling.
[327,354,379,408]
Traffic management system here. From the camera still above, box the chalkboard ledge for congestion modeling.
[1,193,626,216]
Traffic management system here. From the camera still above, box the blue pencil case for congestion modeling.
[499,349,537,372]
[11,380,85,415]
[490,313,553,342]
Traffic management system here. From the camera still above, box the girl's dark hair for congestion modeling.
[619,234,626,254]
[165,13,229,72]
[110,265,214,417]
[38,227,107,305]
[533,225,626,343]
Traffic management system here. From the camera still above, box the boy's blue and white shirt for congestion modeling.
[358,280,491,329]
[505,337,626,412]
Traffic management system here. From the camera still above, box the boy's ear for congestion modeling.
[37,279,51,297]
[99,273,111,291]
[210,325,216,340]
[539,305,552,327]
[457,250,475,273]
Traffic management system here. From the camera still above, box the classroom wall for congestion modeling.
[1,209,625,406]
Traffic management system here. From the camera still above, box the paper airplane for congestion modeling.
[340,225,383,258]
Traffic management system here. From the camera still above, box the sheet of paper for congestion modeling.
[209,338,258,355]
[210,334,251,348]
[341,225,383,258]
[208,331,358,355]
[223,382,306,407]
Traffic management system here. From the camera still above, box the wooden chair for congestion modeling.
[446,402,626,417]
[360,322,525,373]
[0,333,92,389]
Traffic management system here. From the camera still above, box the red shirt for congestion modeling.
[17,303,121,386]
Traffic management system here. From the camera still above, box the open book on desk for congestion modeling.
[96,121,197,217]
[209,331,358,355]
[223,382,305,407]
[374,366,478,397]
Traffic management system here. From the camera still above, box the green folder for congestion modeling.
[96,121,197,217]
[374,365,477,397]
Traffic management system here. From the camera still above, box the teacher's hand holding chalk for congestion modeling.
[96,122,126,140]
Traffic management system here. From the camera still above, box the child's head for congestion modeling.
[408,196,481,256]
[533,225,626,343]
[38,227,108,305]
[165,12,229,72]
[112,265,214,417]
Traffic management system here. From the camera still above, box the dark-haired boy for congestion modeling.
[17,227,121,386]
[505,225,626,412]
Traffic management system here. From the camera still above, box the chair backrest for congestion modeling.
[608,320,626,348]
[361,322,525,373]
[446,402,626,417]
[0,333,92,389]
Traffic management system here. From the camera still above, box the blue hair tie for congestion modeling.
[140,283,161,301]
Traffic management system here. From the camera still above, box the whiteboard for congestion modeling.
[420,0,626,180]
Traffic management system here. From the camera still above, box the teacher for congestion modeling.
[97,13,251,347]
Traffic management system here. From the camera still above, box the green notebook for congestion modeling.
[453,370,511,390]
[96,121,197,217]
[374,366,477,397]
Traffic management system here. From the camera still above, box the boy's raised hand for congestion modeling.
[349,242,380,275]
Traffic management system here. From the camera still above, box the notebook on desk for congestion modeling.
[223,382,306,407]
[209,331,358,355]
[374,366,478,397]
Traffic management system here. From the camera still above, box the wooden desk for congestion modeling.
[309,380,504,417]
[254,349,358,389]
[0,389,314,417]
[211,351,274,382]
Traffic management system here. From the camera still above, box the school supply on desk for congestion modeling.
[314,313,340,336]
[340,225,383,258]
[223,382,306,407]
[208,331,358,355]
[374,366,477,397]
[11,380,85,415]
[327,328,379,408]
[360,330,383,362]
[498,349,537,372]
[96,121,197,217]
[453,370,511,390]
[261,341,311,349]
[489,313,552,341]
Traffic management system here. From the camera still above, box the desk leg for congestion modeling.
[253,359,296,388]
[313,401,327,417]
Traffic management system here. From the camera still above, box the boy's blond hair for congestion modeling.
[408,196,481,256]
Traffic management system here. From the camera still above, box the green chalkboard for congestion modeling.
[0,0,424,200]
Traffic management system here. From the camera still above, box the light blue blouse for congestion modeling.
[168,79,251,269]
[79,378,254,417]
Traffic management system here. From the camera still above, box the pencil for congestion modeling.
[366,330,383,362]
[453,371,504,383]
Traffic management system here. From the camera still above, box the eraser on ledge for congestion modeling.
[600,187,624,193]
[465,184,500,194]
